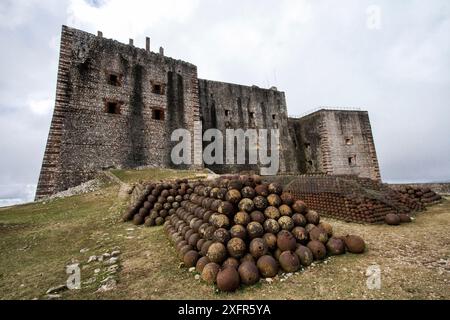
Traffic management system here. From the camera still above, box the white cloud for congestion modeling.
[28,98,54,115]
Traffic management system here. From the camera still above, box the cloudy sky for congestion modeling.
[0,0,449,206]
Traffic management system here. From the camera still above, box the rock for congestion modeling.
[111,250,121,257]
[104,257,119,265]
[106,265,119,273]
[194,274,200,280]
[80,248,89,253]
[188,267,196,272]
[102,253,111,259]
[87,255,97,263]
[46,294,61,299]
[46,284,67,295]
[96,279,117,292]
[94,268,101,274]
[266,278,273,283]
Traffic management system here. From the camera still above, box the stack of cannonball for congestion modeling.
[396,186,442,206]
[121,179,192,227]
[162,175,366,292]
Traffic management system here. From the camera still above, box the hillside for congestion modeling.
[0,169,449,300]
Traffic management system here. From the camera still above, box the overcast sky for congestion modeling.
[0,0,449,206]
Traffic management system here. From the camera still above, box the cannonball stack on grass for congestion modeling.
[159,175,366,292]
[121,179,192,227]
[396,186,442,206]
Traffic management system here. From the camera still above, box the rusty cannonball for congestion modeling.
[234,211,251,226]
[326,237,346,256]
[213,228,231,244]
[241,186,256,199]
[295,245,314,267]
[292,213,307,227]
[211,214,230,229]
[268,182,283,195]
[278,216,294,231]
[279,204,292,217]
[183,250,200,268]
[292,200,308,214]
[226,189,242,204]
[279,251,300,273]
[292,226,308,243]
[277,230,297,252]
[307,240,327,260]
[216,267,241,292]
[179,244,193,260]
[274,248,282,261]
[247,221,264,239]
[238,198,255,213]
[267,194,282,207]
[280,192,295,206]
[263,233,277,250]
[240,253,255,264]
[144,217,155,227]
[227,237,247,259]
[201,262,220,284]
[255,184,269,197]
[230,224,247,240]
[305,210,320,225]
[249,238,268,259]
[309,227,328,244]
[253,196,268,210]
[385,213,401,225]
[343,235,366,254]
[200,240,213,256]
[218,201,234,216]
[222,257,240,269]
[257,255,279,278]
[318,221,333,237]
[188,233,201,247]
[250,211,265,224]
[203,226,217,241]
[238,261,260,286]
[196,238,206,251]
[263,218,280,234]
[132,214,144,225]
[264,206,281,220]
[207,242,228,264]
[228,180,243,191]
[399,213,412,223]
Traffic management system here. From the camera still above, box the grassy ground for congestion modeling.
[0,172,448,300]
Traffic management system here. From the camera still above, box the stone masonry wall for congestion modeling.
[36,26,200,199]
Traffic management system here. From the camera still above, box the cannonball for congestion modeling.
[218,201,234,216]
[223,257,240,269]
[230,224,247,240]
[213,228,231,244]
[183,250,200,268]
[257,255,279,278]
[144,217,155,227]
[249,238,268,259]
[264,206,280,220]
[267,194,282,207]
[326,237,346,256]
[278,251,300,272]
[238,198,255,213]
[280,192,295,206]
[132,214,144,225]
[201,262,220,284]
[305,223,316,233]
[200,240,213,256]
[292,226,308,243]
[274,248,282,261]
[292,200,307,214]
[226,189,242,205]
[216,267,240,292]
[268,182,283,195]
[188,233,201,247]
[309,227,328,244]
[385,213,401,225]
[279,204,292,217]
[292,213,307,227]
[238,261,260,286]
[263,233,277,250]
[228,180,243,191]
[227,237,246,259]
[263,219,280,234]
[241,186,256,199]
[250,211,265,224]
[305,210,320,225]
[307,240,327,260]
[277,230,297,252]
[155,217,164,226]
[247,221,264,239]
[207,242,228,264]
[399,213,412,223]
[240,253,255,264]
[278,216,294,231]
[295,245,314,266]
[253,196,268,210]
[255,184,269,197]
[211,214,230,229]
[318,221,333,237]
[234,211,251,226]
[196,238,206,251]
[343,235,365,254]
[179,244,193,260]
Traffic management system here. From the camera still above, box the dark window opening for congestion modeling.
[345,137,353,145]
[307,160,313,166]
[225,109,230,117]
[109,74,119,86]
[249,112,255,118]
[304,142,311,149]
[152,109,164,120]
[106,102,120,114]
[152,83,165,95]
[272,114,276,120]
[348,156,356,166]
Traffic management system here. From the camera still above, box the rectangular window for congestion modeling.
[249,112,255,118]
[152,83,165,95]
[108,74,119,86]
[225,109,230,117]
[152,109,164,120]
[345,137,353,145]
[106,101,120,114]
[304,142,311,149]
[348,155,356,166]
[272,114,276,120]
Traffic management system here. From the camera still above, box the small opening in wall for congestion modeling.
[304,142,311,149]
[345,137,353,145]
[152,109,164,120]
[106,102,120,114]
[249,112,255,118]
[225,109,230,117]
[307,160,313,166]
[272,114,276,120]
[109,74,119,86]
[348,155,356,166]
[152,83,165,95]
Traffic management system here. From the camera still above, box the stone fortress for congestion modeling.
[35,26,380,200]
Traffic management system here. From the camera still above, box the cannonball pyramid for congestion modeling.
[122,175,366,292]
